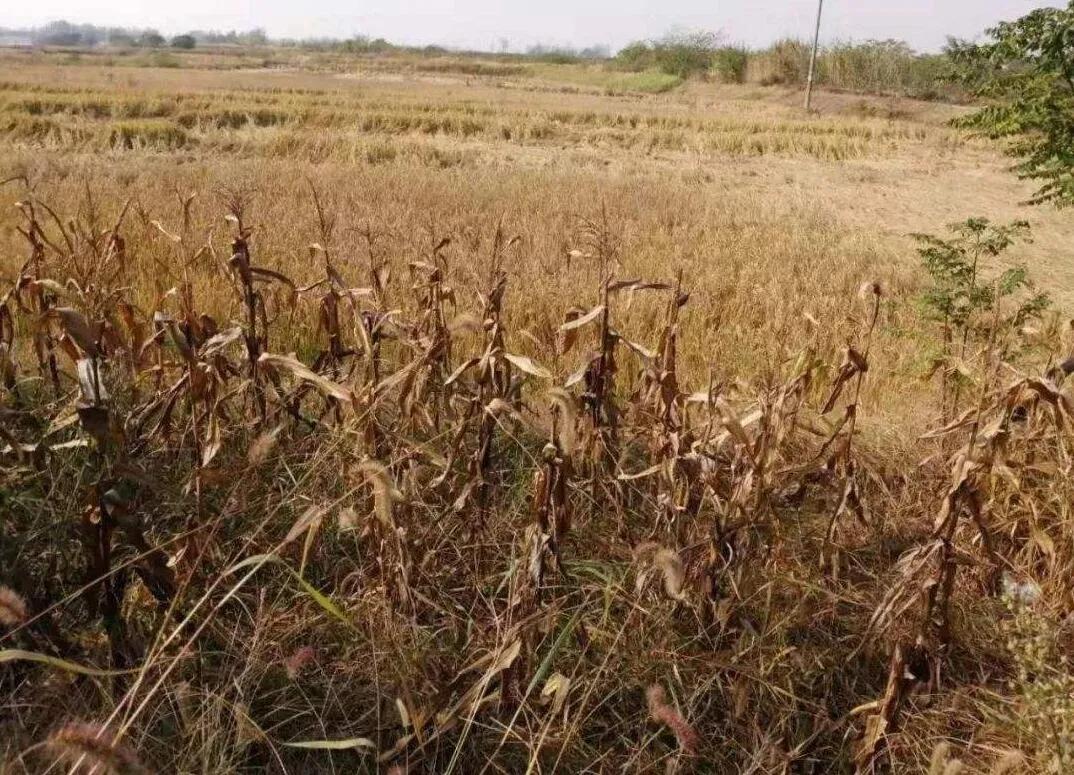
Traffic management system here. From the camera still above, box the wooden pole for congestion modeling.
[804,0,824,111]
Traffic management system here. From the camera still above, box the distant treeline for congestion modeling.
[1,20,969,100]
[614,32,962,101]
[271,36,611,63]
[0,21,267,49]
[0,21,617,67]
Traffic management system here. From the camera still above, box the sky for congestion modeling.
[2,1,1066,53]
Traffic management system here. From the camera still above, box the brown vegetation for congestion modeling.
[2,51,1074,774]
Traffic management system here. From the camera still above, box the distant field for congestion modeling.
[2,48,1073,773]
[4,51,1074,383]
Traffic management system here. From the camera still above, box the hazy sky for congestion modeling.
[3,1,1066,53]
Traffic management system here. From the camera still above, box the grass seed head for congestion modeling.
[647,684,700,755]
[0,585,27,626]
[47,722,146,775]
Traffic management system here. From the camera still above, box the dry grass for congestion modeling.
[1,52,1074,774]
[0,73,953,163]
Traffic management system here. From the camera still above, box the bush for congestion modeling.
[615,41,654,72]
[711,46,749,83]
[339,36,395,55]
[614,30,722,79]
[1000,599,1074,772]
[914,217,1049,414]
[171,34,196,50]
[653,30,721,78]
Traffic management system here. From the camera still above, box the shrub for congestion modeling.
[614,30,722,79]
[711,46,749,83]
[339,36,395,55]
[1000,599,1074,772]
[914,217,1049,415]
[653,30,721,78]
[614,41,655,72]
[916,218,1048,335]
[171,34,196,50]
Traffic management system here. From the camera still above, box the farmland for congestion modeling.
[2,45,1074,773]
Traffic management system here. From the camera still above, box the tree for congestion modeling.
[949,3,1074,206]
[108,32,136,47]
[139,30,165,47]
[37,21,86,46]
[913,217,1049,417]
[171,34,196,50]
[240,28,267,46]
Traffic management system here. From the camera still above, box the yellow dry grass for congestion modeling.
[4,56,1072,425]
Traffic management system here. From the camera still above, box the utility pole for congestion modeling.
[804,0,824,111]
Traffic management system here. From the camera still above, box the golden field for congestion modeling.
[2,48,1074,774]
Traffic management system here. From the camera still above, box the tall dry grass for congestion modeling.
[744,39,959,100]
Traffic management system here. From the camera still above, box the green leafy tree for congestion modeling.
[171,34,196,50]
[914,218,1050,417]
[948,3,1074,206]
